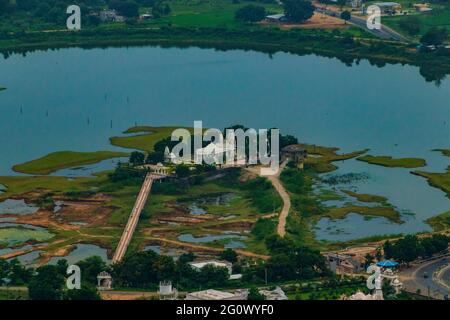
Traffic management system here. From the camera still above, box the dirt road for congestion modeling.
[246,162,290,237]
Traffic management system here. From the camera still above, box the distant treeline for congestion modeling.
[0,0,168,25]
[0,24,449,84]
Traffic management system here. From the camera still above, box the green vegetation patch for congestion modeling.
[383,4,450,38]
[0,87,6,91]
[324,205,403,224]
[110,126,193,152]
[0,227,54,247]
[433,148,450,157]
[0,288,28,300]
[413,166,450,198]
[341,190,388,204]
[12,151,128,175]
[426,210,450,232]
[357,155,426,168]
[251,218,277,241]
[317,189,344,202]
[0,174,107,200]
[304,144,369,173]
[242,177,282,213]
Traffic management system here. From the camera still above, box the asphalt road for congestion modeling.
[316,8,408,42]
[399,256,450,299]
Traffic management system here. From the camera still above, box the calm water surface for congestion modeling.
[0,46,449,240]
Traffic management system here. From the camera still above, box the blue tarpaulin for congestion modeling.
[377,260,398,268]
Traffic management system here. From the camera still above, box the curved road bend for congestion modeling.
[267,162,291,238]
[399,256,450,299]
[112,173,154,264]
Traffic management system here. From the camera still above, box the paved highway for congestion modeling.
[316,8,408,42]
[399,256,450,299]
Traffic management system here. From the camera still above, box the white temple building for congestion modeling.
[195,142,235,165]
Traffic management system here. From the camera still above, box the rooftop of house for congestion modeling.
[266,14,286,20]
[187,289,237,300]
[373,2,401,7]
[188,260,232,269]
[281,144,307,153]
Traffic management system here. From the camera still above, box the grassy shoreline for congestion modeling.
[110,126,188,152]
[323,205,403,223]
[412,166,450,198]
[426,210,450,232]
[12,151,129,175]
[341,190,388,204]
[357,155,426,168]
[433,149,450,157]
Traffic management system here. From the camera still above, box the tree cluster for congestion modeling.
[243,235,330,283]
[383,234,449,265]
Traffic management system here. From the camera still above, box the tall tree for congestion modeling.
[220,249,238,263]
[340,10,351,24]
[421,27,447,46]
[235,5,266,23]
[28,265,65,300]
[129,151,145,166]
[282,0,314,23]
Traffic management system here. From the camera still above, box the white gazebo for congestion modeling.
[97,271,113,290]
[158,281,178,300]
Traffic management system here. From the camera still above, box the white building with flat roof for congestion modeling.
[186,289,248,300]
[266,13,287,22]
[259,287,288,300]
[189,260,233,275]
[188,260,243,280]
[373,2,402,14]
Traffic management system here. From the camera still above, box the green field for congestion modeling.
[382,3,450,39]
[154,1,279,29]
[357,155,426,168]
[12,151,128,175]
